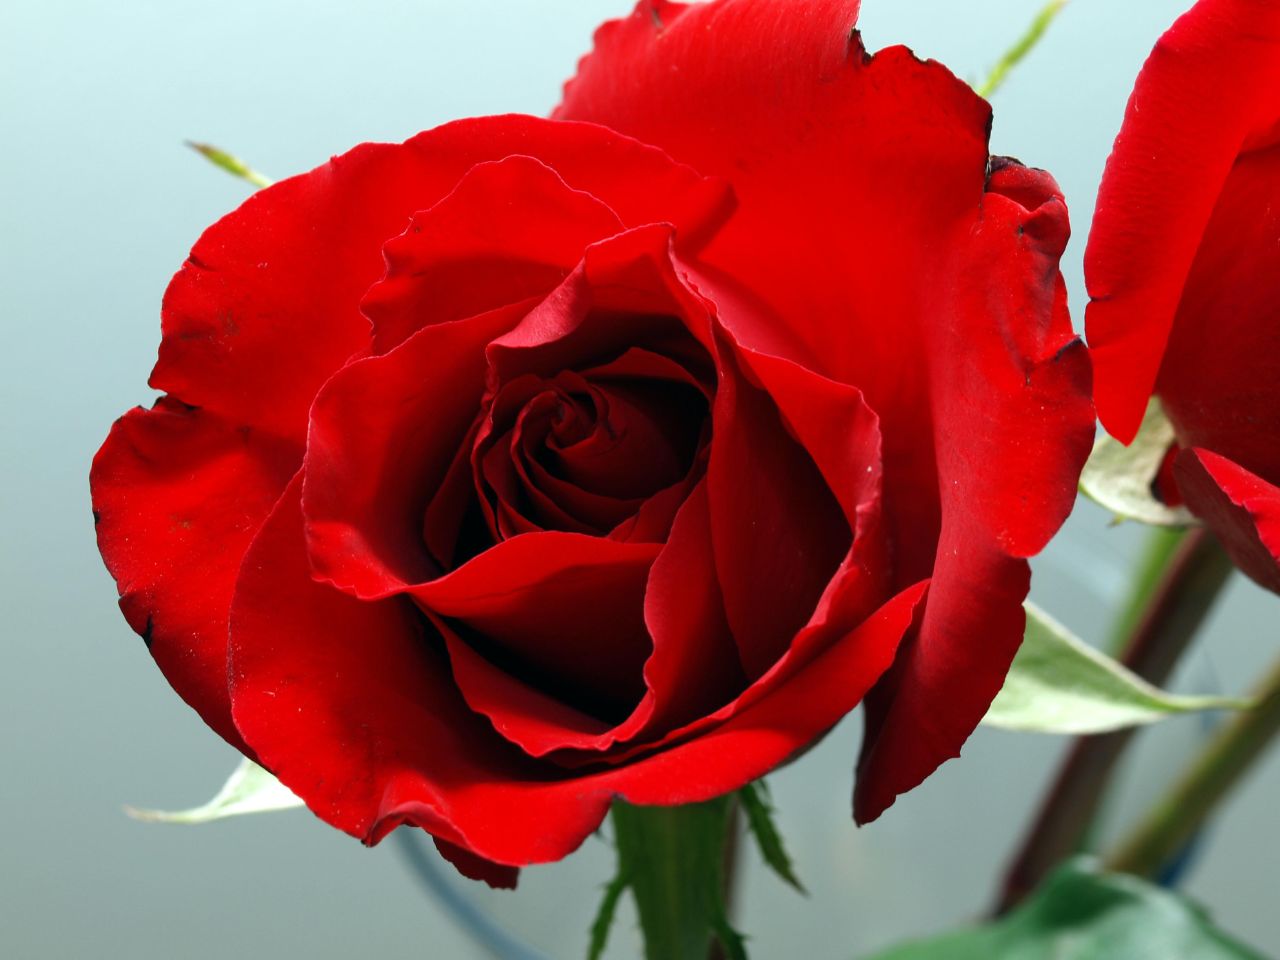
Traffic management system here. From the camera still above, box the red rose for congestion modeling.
[91,0,1092,880]
[1087,0,1280,593]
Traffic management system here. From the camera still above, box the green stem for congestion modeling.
[1106,656,1280,877]
[994,527,1234,913]
[1105,527,1189,654]
[611,799,744,960]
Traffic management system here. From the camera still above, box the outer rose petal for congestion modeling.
[1155,138,1280,484]
[155,114,732,442]
[1175,449,1280,594]
[560,0,1093,819]
[228,475,928,865]
[1085,0,1280,443]
[362,155,624,354]
[433,837,519,891]
[90,399,299,749]
[856,172,1092,824]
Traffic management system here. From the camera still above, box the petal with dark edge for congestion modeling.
[1175,449,1280,594]
[90,399,299,750]
[155,114,731,443]
[1085,0,1280,443]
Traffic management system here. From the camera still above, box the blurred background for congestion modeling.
[2,0,1276,957]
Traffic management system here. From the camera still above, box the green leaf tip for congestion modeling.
[981,602,1250,735]
[185,140,274,189]
[587,871,631,960]
[739,781,805,894]
[976,0,1069,99]
[125,757,302,824]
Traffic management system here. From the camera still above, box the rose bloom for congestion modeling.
[92,0,1092,882]
[1087,0,1280,594]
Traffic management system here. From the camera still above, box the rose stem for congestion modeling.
[707,797,742,960]
[1105,654,1280,877]
[994,526,1234,913]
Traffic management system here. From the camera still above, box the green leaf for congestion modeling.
[185,140,274,189]
[610,798,746,960]
[125,757,302,824]
[1080,397,1195,527]
[982,603,1249,734]
[587,871,631,960]
[860,859,1266,959]
[739,781,805,893]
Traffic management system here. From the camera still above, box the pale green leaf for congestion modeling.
[125,757,302,824]
[982,603,1249,734]
[1080,397,1195,527]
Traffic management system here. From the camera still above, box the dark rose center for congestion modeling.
[474,354,710,544]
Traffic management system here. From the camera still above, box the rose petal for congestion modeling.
[155,113,731,442]
[363,154,624,354]
[230,482,925,865]
[303,303,527,598]
[433,837,519,890]
[1175,448,1280,594]
[707,333,852,681]
[1085,0,1280,443]
[855,172,1093,824]
[1155,139,1280,484]
[90,399,299,750]
[485,224,716,386]
[558,0,990,388]
[409,533,659,723]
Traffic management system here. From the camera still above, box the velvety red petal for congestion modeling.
[707,337,851,681]
[155,114,730,442]
[1085,0,1280,443]
[373,581,925,859]
[1155,138,1280,484]
[154,141,454,442]
[1175,448,1280,594]
[303,303,526,598]
[433,837,519,890]
[429,479,737,760]
[631,479,745,735]
[362,154,624,354]
[558,0,990,391]
[409,533,659,723]
[485,225,716,387]
[90,399,299,750]
[856,176,1093,824]
[230,474,926,865]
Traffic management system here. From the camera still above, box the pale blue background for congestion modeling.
[3,1,1277,957]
